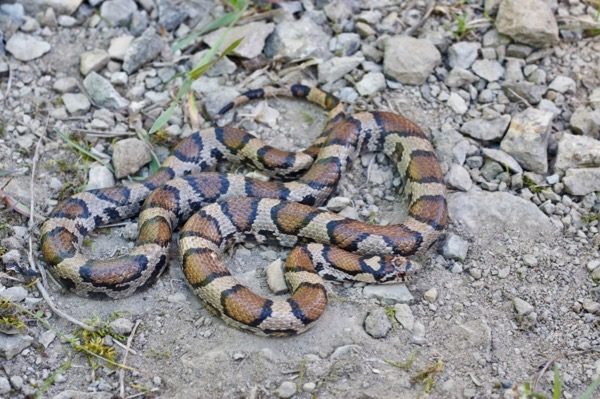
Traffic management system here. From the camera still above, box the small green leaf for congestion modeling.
[148,103,177,136]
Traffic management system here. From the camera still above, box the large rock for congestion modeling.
[204,22,274,59]
[448,191,556,240]
[460,115,510,142]
[112,138,152,178]
[562,168,600,196]
[383,36,441,85]
[500,108,554,174]
[122,27,164,74]
[83,72,129,110]
[19,0,82,15]
[0,334,33,359]
[265,16,330,60]
[554,133,600,176]
[6,33,51,61]
[495,0,559,47]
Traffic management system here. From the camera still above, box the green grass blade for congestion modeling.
[172,12,239,52]
[54,128,115,174]
[552,364,561,399]
[582,375,600,399]
[189,37,243,80]
[148,103,177,136]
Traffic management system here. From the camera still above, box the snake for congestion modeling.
[40,85,447,336]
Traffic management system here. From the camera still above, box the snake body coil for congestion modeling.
[41,85,447,335]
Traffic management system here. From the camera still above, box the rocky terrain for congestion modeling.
[0,0,599,398]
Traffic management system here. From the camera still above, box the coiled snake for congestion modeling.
[41,85,447,336]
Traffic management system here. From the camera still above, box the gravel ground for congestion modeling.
[0,0,599,398]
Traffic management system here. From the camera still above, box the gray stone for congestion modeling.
[554,133,600,176]
[432,129,468,174]
[157,0,187,31]
[129,9,148,36]
[1,249,20,264]
[548,76,576,94]
[122,27,164,74]
[57,15,77,27]
[503,82,546,105]
[590,88,600,109]
[330,344,360,361]
[326,197,351,212]
[276,381,297,398]
[587,260,600,272]
[448,41,480,69]
[445,67,479,88]
[318,56,364,84]
[447,93,468,115]
[506,44,533,58]
[0,334,33,359]
[538,99,561,116]
[363,284,414,305]
[481,148,523,174]
[496,0,559,47]
[204,22,274,59]
[108,35,134,61]
[383,36,441,85]
[448,191,556,238]
[52,391,113,399]
[444,165,472,192]
[62,93,91,115]
[500,108,554,174]
[364,307,392,339]
[53,77,79,94]
[329,32,361,56]
[471,59,504,82]
[570,107,600,138]
[10,375,23,389]
[0,377,9,395]
[86,164,115,190]
[393,303,414,331]
[563,168,600,196]
[266,259,288,295]
[460,115,510,142]
[112,138,152,178]
[513,297,534,315]
[6,33,51,61]
[504,58,525,82]
[100,0,137,27]
[480,160,504,181]
[355,72,386,97]
[40,330,56,349]
[109,318,134,335]
[423,288,438,303]
[83,72,129,110]
[265,17,330,60]
[80,49,109,76]
[442,234,469,261]
[448,320,491,354]
[167,292,187,304]
[111,72,128,86]
[1,3,24,23]
[0,287,28,302]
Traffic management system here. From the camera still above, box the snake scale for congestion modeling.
[41,85,447,336]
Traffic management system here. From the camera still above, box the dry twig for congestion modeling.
[119,320,142,399]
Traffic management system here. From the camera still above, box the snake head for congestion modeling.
[376,256,421,283]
